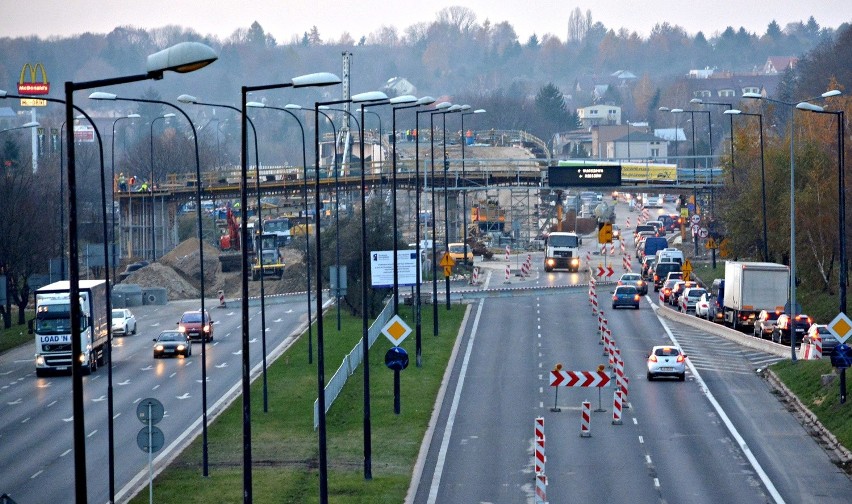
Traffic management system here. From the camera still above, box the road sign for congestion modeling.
[384,346,409,371]
[690,214,701,224]
[136,426,165,453]
[549,370,611,387]
[598,222,613,244]
[691,224,700,235]
[698,227,709,238]
[682,259,693,281]
[547,164,622,187]
[705,237,718,249]
[827,312,852,344]
[596,265,614,278]
[830,344,851,369]
[381,314,412,346]
[439,252,455,267]
[136,397,164,425]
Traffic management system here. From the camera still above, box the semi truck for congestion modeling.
[723,261,789,330]
[32,280,109,376]
[543,231,581,272]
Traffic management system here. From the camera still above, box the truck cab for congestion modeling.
[544,232,581,272]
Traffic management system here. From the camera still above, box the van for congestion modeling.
[656,248,684,265]
[653,261,682,291]
[641,237,668,260]
[646,220,665,236]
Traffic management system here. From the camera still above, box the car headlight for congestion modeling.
[155,345,164,351]
[177,344,185,351]
[570,258,579,266]
[177,326,186,333]
[36,355,45,366]
[546,259,555,266]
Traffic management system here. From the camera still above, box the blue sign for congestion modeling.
[831,344,851,369]
[385,346,409,371]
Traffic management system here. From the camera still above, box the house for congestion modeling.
[578,105,622,128]
[383,77,417,97]
[762,56,798,75]
[590,124,668,161]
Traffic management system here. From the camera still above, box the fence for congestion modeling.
[313,299,395,429]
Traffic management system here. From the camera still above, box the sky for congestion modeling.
[3,1,851,42]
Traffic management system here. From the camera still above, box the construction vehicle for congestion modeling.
[252,233,285,281]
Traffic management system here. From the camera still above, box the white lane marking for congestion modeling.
[633,417,638,425]
[427,299,485,504]
[113,412,121,420]
[47,400,57,407]
[169,373,177,378]
[31,470,43,479]
[215,363,228,368]
[176,393,191,400]
[152,385,160,390]
[60,449,72,457]
[92,395,106,402]
[653,477,660,489]
[21,417,30,424]
[87,430,97,438]
[657,315,785,504]
[7,398,22,405]
[118,380,130,386]
[645,455,652,465]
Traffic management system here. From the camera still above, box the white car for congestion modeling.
[695,293,713,319]
[647,345,687,381]
[112,308,137,336]
[679,287,707,314]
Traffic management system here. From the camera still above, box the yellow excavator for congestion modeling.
[251,233,285,281]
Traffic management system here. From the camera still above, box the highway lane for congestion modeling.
[0,294,313,503]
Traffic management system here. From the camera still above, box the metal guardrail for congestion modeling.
[313,299,394,429]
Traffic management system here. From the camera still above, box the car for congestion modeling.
[695,292,714,319]
[646,220,665,236]
[612,285,641,309]
[771,313,812,345]
[659,278,680,304]
[618,272,648,295]
[153,330,192,358]
[669,280,697,306]
[178,310,214,342]
[653,262,682,291]
[634,230,656,248]
[446,242,472,264]
[647,345,687,381]
[111,308,137,336]
[753,310,782,339]
[804,324,840,356]
[641,256,656,281]
[678,287,707,314]
[611,224,621,241]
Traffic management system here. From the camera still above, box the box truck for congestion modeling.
[32,280,108,376]
[723,262,789,330]
[543,232,581,272]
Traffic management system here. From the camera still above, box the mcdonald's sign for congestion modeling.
[17,63,49,95]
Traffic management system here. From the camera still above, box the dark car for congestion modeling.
[153,330,192,358]
[772,313,812,345]
[653,261,682,291]
[617,273,648,296]
[178,310,214,342]
[641,256,657,281]
[612,285,640,309]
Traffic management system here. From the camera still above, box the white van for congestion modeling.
[655,247,684,265]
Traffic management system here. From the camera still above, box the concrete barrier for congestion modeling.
[655,302,789,358]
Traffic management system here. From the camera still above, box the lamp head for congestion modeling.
[22,121,40,128]
[291,72,342,88]
[128,113,141,118]
[416,96,436,106]
[246,101,265,108]
[435,102,452,110]
[390,95,418,105]
[163,113,176,118]
[473,109,486,114]
[0,90,6,98]
[822,90,842,98]
[284,104,302,110]
[146,42,218,76]
[658,106,670,112]
[796,102,824,112]
[670,108,684,114]
[724,109,741,115]
[742,92,762,99]
[177,94,198,104]
[89,92,117,101]
[351,91,389,103]
[460,104,471,111]
[689,98,702,104]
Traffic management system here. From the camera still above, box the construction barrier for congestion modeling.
[612,389,623,425]
[621,240,626,255]
[535,473,548,504]
[217,289,226,308]
[610,242,616,256]
[521,259,530,277]
[813,337,823,359]
[623,254,632,271]
[534,437,546,474]
[799,342,822,360]
[470,266,480,285]
[504,264,511,283]
[620,376,630,409]
[585,250,592,264]
[505,244,511,261]
[535,416,544,441]
[626,217,631,229]
[580,400,592,437]
[614,349,624,382]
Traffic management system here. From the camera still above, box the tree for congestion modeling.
[533,83,571,140]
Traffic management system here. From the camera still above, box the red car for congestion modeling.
[177,310,214,342]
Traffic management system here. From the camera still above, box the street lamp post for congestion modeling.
[441,105,463,309]
[670,108,699,254]
[460,108,485,266]
[429,104,452,332]
[692,98,734,182]
[149,113,175,261]
[725,109,768,261]
[744,89,842,361]
[796,102,846,314]
[111,113,140,275]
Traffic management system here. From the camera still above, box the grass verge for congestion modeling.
[0,309,33,354]
[130,303,467,504]
[770,360,852,452]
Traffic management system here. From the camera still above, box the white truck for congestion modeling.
[543,232,581,272]
[723,261,789,330]
[32,280,109,376]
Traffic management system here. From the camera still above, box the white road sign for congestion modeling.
[370,250,418,288]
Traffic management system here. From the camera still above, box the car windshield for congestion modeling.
[655,347,681,357]
[181,313,203,323]
[158,332,184,342]
[112,310,126,319]
[449,244,466,253]
[548,235,578,247]
[688,289,706,299]
[622,274,640,281]
[616,287,637,294]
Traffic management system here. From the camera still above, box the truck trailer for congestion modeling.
[722,262,789,330]
[32,280,108,376]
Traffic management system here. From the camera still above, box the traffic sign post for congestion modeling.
[827,313,852,405]
[385,347,409,414]
[682,259,693,282]
[136,398,165,504]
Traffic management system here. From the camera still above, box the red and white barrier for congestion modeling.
[535,416,544,441]
[534,437,546,474]
[600,243,606,255]
[799,341,823,360]
[504,264,511,283]
[612,389,623,425]
[621,240,626,255]
[614,349,624,382]
[505,244,511,261]
[813,337,823,359]
[521,260,530,277]
[623,254,632,271]
[580,400,592,437]
[620,376,630,409]
[218,289,226,308]
[586,250,592,264]
[610,242,616,256]
[470,266,480,285]
[535,473,548,504]
[626,217,631,229]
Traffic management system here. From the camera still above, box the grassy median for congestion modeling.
[130,303,467,504]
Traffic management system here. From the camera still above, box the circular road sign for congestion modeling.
[385,346,409,371]
[136,397,164,426]
[699,227,709,238]
[136,426,165,453]
[690,214,701,224]
[691,224,700,235]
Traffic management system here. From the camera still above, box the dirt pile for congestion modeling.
[124,262,200,299]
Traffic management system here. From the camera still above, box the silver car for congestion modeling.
[647,345,687,381]
[112,308,137,336]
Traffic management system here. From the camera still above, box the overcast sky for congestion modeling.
[3,1,850,42]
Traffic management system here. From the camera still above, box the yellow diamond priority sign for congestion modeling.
[381,314,412,346]
[827,312,852,344]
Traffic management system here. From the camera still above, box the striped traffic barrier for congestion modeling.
[612,389,623,425]
[534,437,546,474]
[813,337,823,359]
[586,250,592,264]
[623,254,631,271]
[580,400,592,437]
[218,289,227,308]
[505,244,511,261]
[600,243,606,255]
[470,266,480,285]
[535,416,544,441]
[626,217,631,228]
[620,376,630,409]
[614,349,624,381]
[610,242,616,256]
[621,240,626,255]
[504,264,511,283]
[535,473,548,504]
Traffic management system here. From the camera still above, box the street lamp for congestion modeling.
[387,95,421,313]
[246,102,315,365]
[111,113,140,274]
[89,90,212,479]
[0,120,40,134]
[725,109,768,261]
[692,98,735,182]
[795,101,846,314]
[671,107,712,255]
[429,103,454,331]
[658,106,679,166]
[414,100,445,365]
[149,113,175,260]
[440,104,463,309]
[626,120,631,160]
[744,89,842,361]
[314,89,388,499]
[460,108,485,265]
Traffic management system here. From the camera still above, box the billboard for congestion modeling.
[620,162,677,182]
[17,63,49,95]
[549,162,621,187]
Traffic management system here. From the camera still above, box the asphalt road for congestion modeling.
[0,293,313,504]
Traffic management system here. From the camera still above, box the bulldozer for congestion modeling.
[251,233,285,281]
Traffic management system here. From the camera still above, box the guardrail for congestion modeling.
[313,299,394,429]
